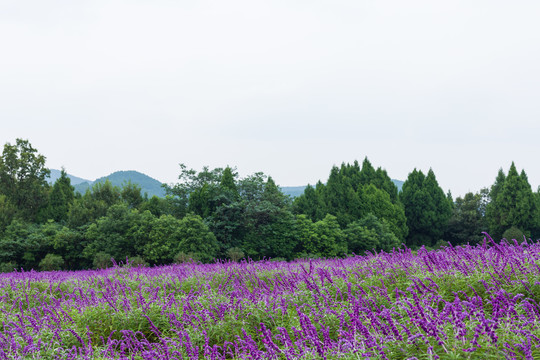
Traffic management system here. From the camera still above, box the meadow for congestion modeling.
[1,235,540,359]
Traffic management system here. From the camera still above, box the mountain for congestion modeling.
[47,169,91,186]
[280,179,405,198]
[49,169,404,200]
[73,170,166,198]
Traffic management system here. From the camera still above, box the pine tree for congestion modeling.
[400,168,451,247]
[487,163,539,239]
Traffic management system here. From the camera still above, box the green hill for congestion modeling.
[72,170,166,198]
[47,169,91,186]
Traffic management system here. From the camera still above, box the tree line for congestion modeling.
[0,138,538,271]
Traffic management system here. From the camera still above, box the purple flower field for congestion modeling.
[1,236,540,359]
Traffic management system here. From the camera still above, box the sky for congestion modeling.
[1,0,540,197]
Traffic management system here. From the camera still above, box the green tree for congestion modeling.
[358,184,408,241]
[43,168,75,222]
[39,254,64,271]
[175,213,219,263]
[486,163,539,239]
[121,181,144,209]
[445,191,487,245]
[294,214,346,258]
[68,180,122,227]
[345,214,400,253]
[400,169,451,247]
[83,203,141,263]
[0,139,50,222]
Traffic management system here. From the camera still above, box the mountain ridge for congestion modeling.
[48,169,404,199]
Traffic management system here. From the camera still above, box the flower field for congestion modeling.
[1,236,540,359]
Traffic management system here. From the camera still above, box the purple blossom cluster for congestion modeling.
[1,236,540,359]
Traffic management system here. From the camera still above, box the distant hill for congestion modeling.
[49,169,404,200]
[281,179,405,198]
[47,169,91,186]
[73,170,166,198]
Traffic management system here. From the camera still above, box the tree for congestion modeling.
[345,214,400,253]
[0,139,50,222]
[358,184,408,241]
[486,163,539,239]
[121,181,144,209]
[294,214,346,258]
[400,169,452,247]
[43,168,75,222]
[175,213,219,263]
[83,203,141,263]
[164,164,225,218]
[39,254,64,271]
[444,191,487,245]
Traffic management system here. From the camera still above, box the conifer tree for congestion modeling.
[400,168,451,247]
[487,163,539,239]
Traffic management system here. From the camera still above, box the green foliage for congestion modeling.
[83,203,140,263]
[242,200,297,260]
[39,253,64,271]
[42,168,75,222]
[400,168,452,247]
[0,261,17,273]
[292,158,405,245]
[121,181,144,209]
[358,184,408,241]
[294,214,346,258]
[345,213,400,253]
[68,180,123,228]
[93,251,112,269]
[292,184,326,222]
[486,163,539,239]
[226,247,244,262]
[176,213,219,263]
[53,226,89,270]
[445,190,488,245]
[502,226,527,242]
[75,170,166,198]
[0,139,50,222]
[0,194,16,233]
[125,255,148,267]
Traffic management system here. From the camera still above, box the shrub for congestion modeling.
[125,256,148,268]
[226,247,244,262]
[93,252,113,269]
[39,254,64,271]
[0,261,17,273]
[502,226,527,242]
[174,251,199,264]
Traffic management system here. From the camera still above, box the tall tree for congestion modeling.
[486,163,539,239]
[445,191,487,245]
[400,168,451,247]
[0,139,50,222]
[43,168,75,222]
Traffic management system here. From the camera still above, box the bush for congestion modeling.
[125,256,148,268]
[93,252,113,269]
[502,226,528,242]
[0,261,17,273]
[39,254,64,271]
[226,247,244,262]
[174,252,199,264]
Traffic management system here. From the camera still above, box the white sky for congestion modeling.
[1,0,540,197]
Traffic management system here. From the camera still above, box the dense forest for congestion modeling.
[0,138,538,272]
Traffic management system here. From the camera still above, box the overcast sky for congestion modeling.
[1,0,539,196]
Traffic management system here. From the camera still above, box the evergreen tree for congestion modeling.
[400,168,451,247]
[292,184,326,222]
[44,169,75,222]
[445,192,487,245]
[487,163,539,239]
